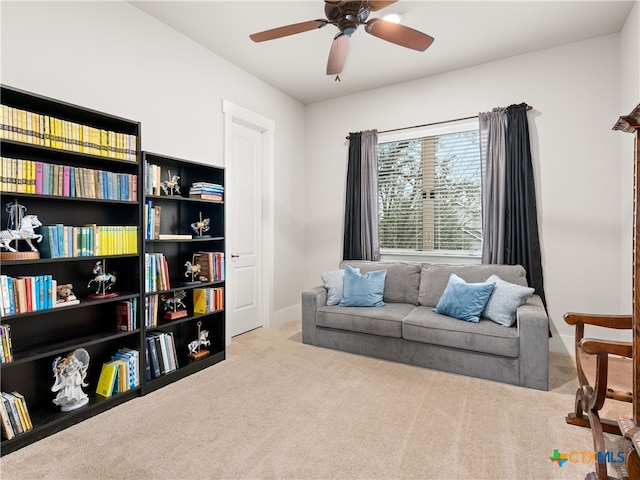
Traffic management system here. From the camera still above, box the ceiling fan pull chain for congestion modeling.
[334,75,341,82]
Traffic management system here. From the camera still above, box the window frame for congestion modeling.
[377,118,482,262]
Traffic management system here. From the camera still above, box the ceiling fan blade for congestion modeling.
[327,34,350,75]
[250,19,328,42]
[368,1,398,11]
[365,18,434,51]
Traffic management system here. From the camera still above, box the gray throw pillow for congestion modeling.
[321,269,357,306]
[482,274,535,327]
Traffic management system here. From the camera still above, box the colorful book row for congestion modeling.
[39,224,138,258]
[95,348,140,398]
[0,105,137,161]
[0,156,138,201]
[145,331,178,380]
[0,391,32,440]
[192,251,225,283]
[0,325,13,364]
[116,298,138,332]
[0,274,57,317]
[193,287,224,315]
[145,253,170,293]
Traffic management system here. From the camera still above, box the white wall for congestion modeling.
[619,1,640,316]
[304,34,627,354]
[0,1,307,327]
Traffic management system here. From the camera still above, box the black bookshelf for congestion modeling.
[141,152,225,395]
[0,85,142,455]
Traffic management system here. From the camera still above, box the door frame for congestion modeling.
[222,99,275,344]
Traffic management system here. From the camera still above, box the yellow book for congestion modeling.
[10,392,32,431]
[43,114,50,147]
[0,105,6,140]
[19,109,27,143]
[95,362,118,397]
[193,288,207,315]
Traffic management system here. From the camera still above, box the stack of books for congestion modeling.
[189,182,223,202]
[0,391,32,439]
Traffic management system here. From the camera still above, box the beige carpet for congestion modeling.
[0,320,633,480]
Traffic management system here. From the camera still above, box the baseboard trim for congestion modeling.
[270,303,301,329]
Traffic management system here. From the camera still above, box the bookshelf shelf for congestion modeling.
[3,329,141,367]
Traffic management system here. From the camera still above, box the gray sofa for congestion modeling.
[301,261,549,390]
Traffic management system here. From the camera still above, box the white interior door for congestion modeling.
[223,101,274,341]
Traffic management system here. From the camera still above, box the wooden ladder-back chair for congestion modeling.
[565,104,640,480]
[564,313,633,479]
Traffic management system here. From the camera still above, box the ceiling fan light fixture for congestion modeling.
[382,13,402,23]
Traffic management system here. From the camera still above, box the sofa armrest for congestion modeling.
[301,286,327,345]
[516,294,549,390]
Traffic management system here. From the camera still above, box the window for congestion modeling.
[377,120,481,255]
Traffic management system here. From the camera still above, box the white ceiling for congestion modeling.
[130,0,636,104]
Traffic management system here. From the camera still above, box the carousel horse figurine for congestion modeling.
[87,260,116,295]
[184,261,202,281]
[0,214,43,252]
[187,329,210,355]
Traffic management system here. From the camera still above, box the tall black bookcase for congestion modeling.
[0,86,225,455]
[142,151,225,394]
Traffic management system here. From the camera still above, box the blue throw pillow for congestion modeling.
[339,265,387,307]
[433,273,495,323]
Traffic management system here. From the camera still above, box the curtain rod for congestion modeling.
[346,105,533,140]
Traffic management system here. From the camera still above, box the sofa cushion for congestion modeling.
[419,263,528,307]
[433,274,495,323]
[339,265,387,307]
[403,306,520,357]
[482,274,535,327]
[321,269,349,306]
[317,303,416,338]
[341,260,421,305]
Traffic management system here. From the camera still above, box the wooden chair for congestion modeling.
[564,312,634,480]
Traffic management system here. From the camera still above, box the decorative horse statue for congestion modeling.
[190,214,210,237]
[187,329,210,355]
[161,290,187,312]
[0,214,43,252]
[87,260,116,295]
[160,170,181,195]
[184,261,202,282]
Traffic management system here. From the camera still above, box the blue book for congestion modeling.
[6,277,16,315]
[102,170,109,199]
[86,226,94,256]
[69,166,76,197]
[145,335,161,378]
[55,224,64,257]
[44,275,53,309]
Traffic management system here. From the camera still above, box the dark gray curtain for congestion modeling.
[343,130,380,261]
[481,103,547,313]
[504,103,546,306]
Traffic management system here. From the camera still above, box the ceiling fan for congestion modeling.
[249,1,434,78]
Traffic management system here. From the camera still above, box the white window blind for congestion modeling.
[378,122,482,254]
